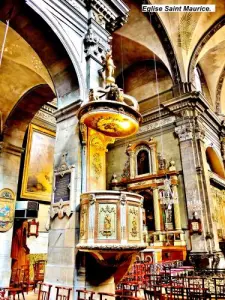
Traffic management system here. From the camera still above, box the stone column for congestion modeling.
[45,104,82,297]
[175,119,208,254]
[150,144,157,175]
[0,143,23,287]
[153,187,161,231]
[173,184,182,230]
[195,120,220,253]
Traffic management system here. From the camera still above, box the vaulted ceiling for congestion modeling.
[0,21,54,124]
[113,0,225,114]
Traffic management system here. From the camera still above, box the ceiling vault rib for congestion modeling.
[188,15,225,83]
[142,0,181,85]
[215,66,225,115]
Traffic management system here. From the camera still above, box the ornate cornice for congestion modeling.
[54,99,82,122]
[84,0,129,32]
[76,243,147,251]
[188,16,225,83]
[142,0,181,84]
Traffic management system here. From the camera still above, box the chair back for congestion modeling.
[55,286,72,300]
[38,283,52,300]
[75,289,95,300]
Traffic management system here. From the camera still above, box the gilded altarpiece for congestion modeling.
[211,187,225,240]
[128,205,140,242]
[97,203,117,240]
[88,128,114,191]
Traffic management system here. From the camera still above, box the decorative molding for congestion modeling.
[139,116,176,134]
[76,243,146,250]
[84,0,129,33]
[54,99,82,123]
[0,142,24,156]
[215,66,225,114]
[188,16,225,83]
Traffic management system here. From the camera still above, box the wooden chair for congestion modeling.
[55,286,72,300]
[213,278,225,300]
[144,289,154,300]
[38,283,52,300]
[10,269,20,287]
[186,287,211,300]
[0,289,8,300]
[34,261,46,291]
[21,268,35,294]
[1,287,25,300]
[98,292,116,300]
[115,296,144,300]
[75,289,95,300]
[170,286,185,300]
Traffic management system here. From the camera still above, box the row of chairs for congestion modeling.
[10,261,46,293]
[38,284,144,300]
[143,274,225,300]
[144,286,211,300]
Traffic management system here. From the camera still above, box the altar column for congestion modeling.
[172,184,182,230]
[153,187,161,231]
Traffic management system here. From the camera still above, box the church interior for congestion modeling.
[0,0,225,299]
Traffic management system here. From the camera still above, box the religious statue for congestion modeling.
[158,153,166,170]
[103,214,112,237]
[137,150,150,175]
[105,50,116,84]
[131,216,138,237]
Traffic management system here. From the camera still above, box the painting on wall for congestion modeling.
[21,124,55,202]
[0,189,15,232]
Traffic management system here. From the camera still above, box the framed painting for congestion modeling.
[21,124,55,202]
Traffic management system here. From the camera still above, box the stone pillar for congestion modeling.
[0,143,23,287]
[45,104,82,297]
[173,184,182,230]
[195,120,220,253]
[175,119,208,254]
[153,187,161,231]
[150,143,157,175]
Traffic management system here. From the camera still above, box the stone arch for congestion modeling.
[188,16,225,83]
[4,84,55,148]
[0,0,86,111]
[145,1,182,84]
[206,147,225,179]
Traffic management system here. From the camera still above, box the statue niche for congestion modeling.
[137,149,150,175]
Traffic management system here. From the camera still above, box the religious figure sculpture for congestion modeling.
[158,153,166,170]
[105,50,116,84]
[137,150,150,175]
[131,216,138,237]
[103,214,112,236]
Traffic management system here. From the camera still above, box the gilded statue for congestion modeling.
[105,50,116,84]
[103,214,112,236]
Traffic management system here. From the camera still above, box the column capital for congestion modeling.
[175,122,194,142]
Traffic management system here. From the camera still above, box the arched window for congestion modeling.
[137,149,150,175]
[206,147,225,178]
[194,66,202,92]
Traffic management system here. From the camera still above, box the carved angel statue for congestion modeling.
[105,50,116,83]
